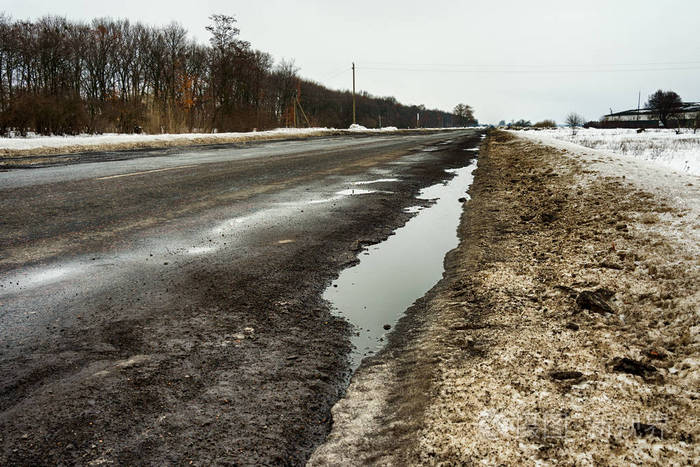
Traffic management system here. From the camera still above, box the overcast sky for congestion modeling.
[4,0,700,124]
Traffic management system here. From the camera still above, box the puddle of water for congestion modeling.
[186,245,218,255]
[335,188,376,196]
[324,160,478,370]
[1,264,81,293]
[25,267,73,285]
[307,197,341,205]
[300,188,383,205]
[353,178,400,185]
[368,168,393,176]
[211,209,278,235]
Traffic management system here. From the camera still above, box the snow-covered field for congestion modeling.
[521,128,700,176]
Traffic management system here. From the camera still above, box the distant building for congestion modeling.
[597,102,700,128]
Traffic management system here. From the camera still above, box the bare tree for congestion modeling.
[205,14,249,130]
[533,119,556,128]
[453,103,476,126]
[271,59,299,127]
[646,90,682,128]
[0,14,468,135]
[0,13,12,113]
[565,112,584,135]
[509,119,531,128]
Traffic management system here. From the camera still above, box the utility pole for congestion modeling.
[637,91,641,121]
[295,80,311,128]
[352,62,356,125]
[378,114,382,129]
[416,112,420,128]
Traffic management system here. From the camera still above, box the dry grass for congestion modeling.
[640,212,660,224]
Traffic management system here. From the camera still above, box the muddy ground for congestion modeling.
[311,130,699,465]
[0,132,483,464]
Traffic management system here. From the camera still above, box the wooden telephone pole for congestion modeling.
[295,80,311,128]
[352,62,356,125]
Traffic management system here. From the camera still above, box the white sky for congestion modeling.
[4,0,700,124]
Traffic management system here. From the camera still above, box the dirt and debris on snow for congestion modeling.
[310,130,699,465]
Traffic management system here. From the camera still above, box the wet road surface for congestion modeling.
[0,130,482,464]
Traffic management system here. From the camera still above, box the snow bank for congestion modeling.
[348,124,368,131]
[347,124,399,132]
[519,128,700,176]
[0,127,333,152]
[0,125,476,157]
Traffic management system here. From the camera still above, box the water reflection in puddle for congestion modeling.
[353,178,400,185]
[335,188,376,196]
[307,188,379,205]
[186,245,218,255]
[15,266,77,288]
[324,160,478,371]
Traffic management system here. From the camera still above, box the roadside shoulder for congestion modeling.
[310,130,699,464]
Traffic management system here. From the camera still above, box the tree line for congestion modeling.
[0,14,474,136]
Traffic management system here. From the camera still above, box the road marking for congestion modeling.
[96,164,198,180]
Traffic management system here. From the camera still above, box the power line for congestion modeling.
[319,66,350,82]
[360,59,700,68]
[359,65,700,74]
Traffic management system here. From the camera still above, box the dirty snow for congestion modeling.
[0,127,334,152]
[348,123,399,132]
[0,125,463,155]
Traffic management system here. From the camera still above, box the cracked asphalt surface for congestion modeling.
[0,130,483,464]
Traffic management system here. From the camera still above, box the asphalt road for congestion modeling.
[0,130,483,464]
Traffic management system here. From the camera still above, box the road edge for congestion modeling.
[309,130,699,464]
